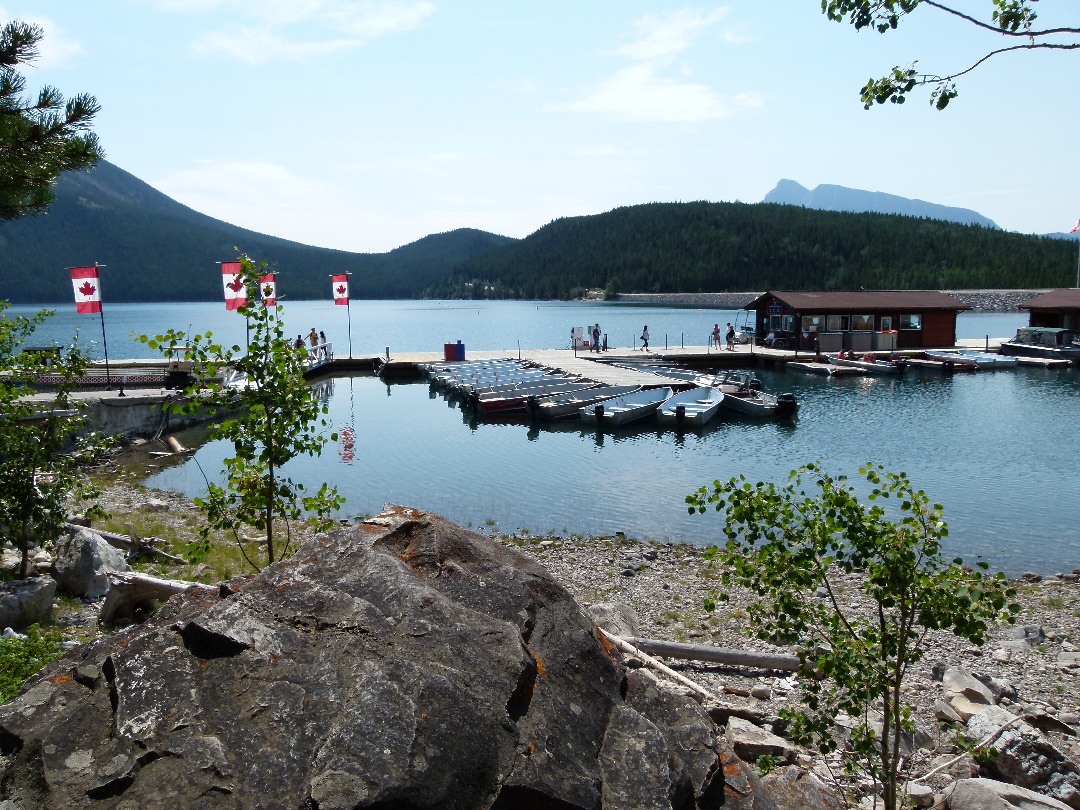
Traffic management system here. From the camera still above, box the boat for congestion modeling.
[828,353,907,374]
[999,327,1080,362]
[475,381,598,414]
[708,371,798,418]
[954,350,1018,369]
[921,351,979,372]
[656,386,724,427]
[580,387,673,427]
[525,385,641,419]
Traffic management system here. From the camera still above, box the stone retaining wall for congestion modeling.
[614,290,1048,313]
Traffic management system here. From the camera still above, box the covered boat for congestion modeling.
[999,327,1080,361]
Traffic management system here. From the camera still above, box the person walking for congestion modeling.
[640,325,650,352]
[308,327,320,362]
[725,323,736,351]
[711,323,721,350]
[319,330,328,359]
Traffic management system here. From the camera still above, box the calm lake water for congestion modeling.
[12,300,1074,576]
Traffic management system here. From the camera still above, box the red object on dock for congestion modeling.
[444,343,456,361]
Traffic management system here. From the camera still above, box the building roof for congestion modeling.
[745,291,971,312]
[1019,288,1080,310]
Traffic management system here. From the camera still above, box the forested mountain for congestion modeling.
[0,161,514,303]
[763,179,1000,229]
[427,201,1075,299]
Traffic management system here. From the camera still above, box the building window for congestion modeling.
[880,316,893,331]
[900,313,922,330]
[801,315,825,333]
[827,314,850,331]
[851,314,874,331]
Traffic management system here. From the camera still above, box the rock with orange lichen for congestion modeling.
[0,505,764,809]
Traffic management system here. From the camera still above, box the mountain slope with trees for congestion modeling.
[0,161,514,303]
[428,201,1075,300]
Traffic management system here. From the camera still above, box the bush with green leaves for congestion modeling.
[0,624,63,703]
[139,252,343,570]
[687,462,1019,810]
[0,302,113,578]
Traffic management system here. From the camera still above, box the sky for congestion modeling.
[7,1,1079,253]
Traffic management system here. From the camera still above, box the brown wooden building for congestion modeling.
[745,291,970,351]
[1020,289,1080,331]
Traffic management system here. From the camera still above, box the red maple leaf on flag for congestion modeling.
[262,285,274,297]
[227,278,244,293]
[78,282,96,297]
[336,285,347,295]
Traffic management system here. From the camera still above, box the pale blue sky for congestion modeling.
[8,1,1078,252]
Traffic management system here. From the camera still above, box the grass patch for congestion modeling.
[0,625,63,704]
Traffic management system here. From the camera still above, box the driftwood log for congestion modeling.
[99,571,216,624]
[61,522,186,565]
[621,637,800,672]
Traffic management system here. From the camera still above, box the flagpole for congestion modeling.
[347,291,353,359]
[95,263,112,388]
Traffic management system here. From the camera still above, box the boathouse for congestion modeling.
[745,291,970,352]
[1019,289,1080,331]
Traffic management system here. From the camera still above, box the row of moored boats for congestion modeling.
[421,359,799,428]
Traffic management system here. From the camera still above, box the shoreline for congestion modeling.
[612,289,1047,313]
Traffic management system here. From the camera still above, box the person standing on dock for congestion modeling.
[640,325,650,352]
[711,324,721,350]
[725,323,736,351]
[592,323,601,353]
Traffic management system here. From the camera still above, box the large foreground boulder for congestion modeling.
[0,506,762,809]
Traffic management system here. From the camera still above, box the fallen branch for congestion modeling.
[100,571,216,624]
[601,629,751,711]
[909,713,1025,783]
[62,522,186,565]
[622,637,800,672]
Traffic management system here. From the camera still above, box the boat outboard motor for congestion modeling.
[675,404,686,423]
[526,394,538,414]
[776,393,798,417]
[595,403,605,421]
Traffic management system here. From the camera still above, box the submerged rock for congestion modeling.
[0,505,758,809]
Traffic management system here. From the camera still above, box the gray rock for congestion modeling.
[936,699,965,724]
[973,672,1018,702]
[0,506,752,810]
[0,576,55,631]
[760,765,844,809]
[945,777,1073,809]
[1058,652,1080,669]
[139,498,170,512]
[967,705,1080,808]
[1009,624,1047,645]
[726,716,797,764]
[52,527,130,599]
[587,600,641,639]
[1020,572,1043,582]
[944,666,996,720]
[905,781,935,807]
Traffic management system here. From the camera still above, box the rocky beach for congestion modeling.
[4,476,1079,807]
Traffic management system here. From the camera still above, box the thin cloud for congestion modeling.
[617,8,729,63]
[553,7,756,124]
[143,0,435,61]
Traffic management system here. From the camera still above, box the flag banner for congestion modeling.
[1070,218,1080,234]
[260,274,277,307]
[332,274,349,306]
[222,261,246,310]
[70,266,102,314]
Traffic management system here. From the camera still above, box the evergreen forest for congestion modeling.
[425,201,1076,299]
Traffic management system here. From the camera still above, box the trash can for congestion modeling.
[818,332,843,353]
[454,341,465,361]
[443,343,455,361]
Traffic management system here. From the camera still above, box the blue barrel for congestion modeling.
[455,340,465,361]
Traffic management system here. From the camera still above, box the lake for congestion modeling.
[12,300,1075,576]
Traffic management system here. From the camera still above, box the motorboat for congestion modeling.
[476,381,598,414]
[656,386,724,427]
[955,350,1018,369]
[580,387,673,427]
[999,328,1080,362]
[921,351,979,372]
[708,371,798,418]
[526,385,641,419]
[828,353,906,374]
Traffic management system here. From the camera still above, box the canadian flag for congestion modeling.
[70,266,102,314]
[332,274,349,306]
[222,262,246,310]
[260,274,277,307]
[1070,218,1080,234]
